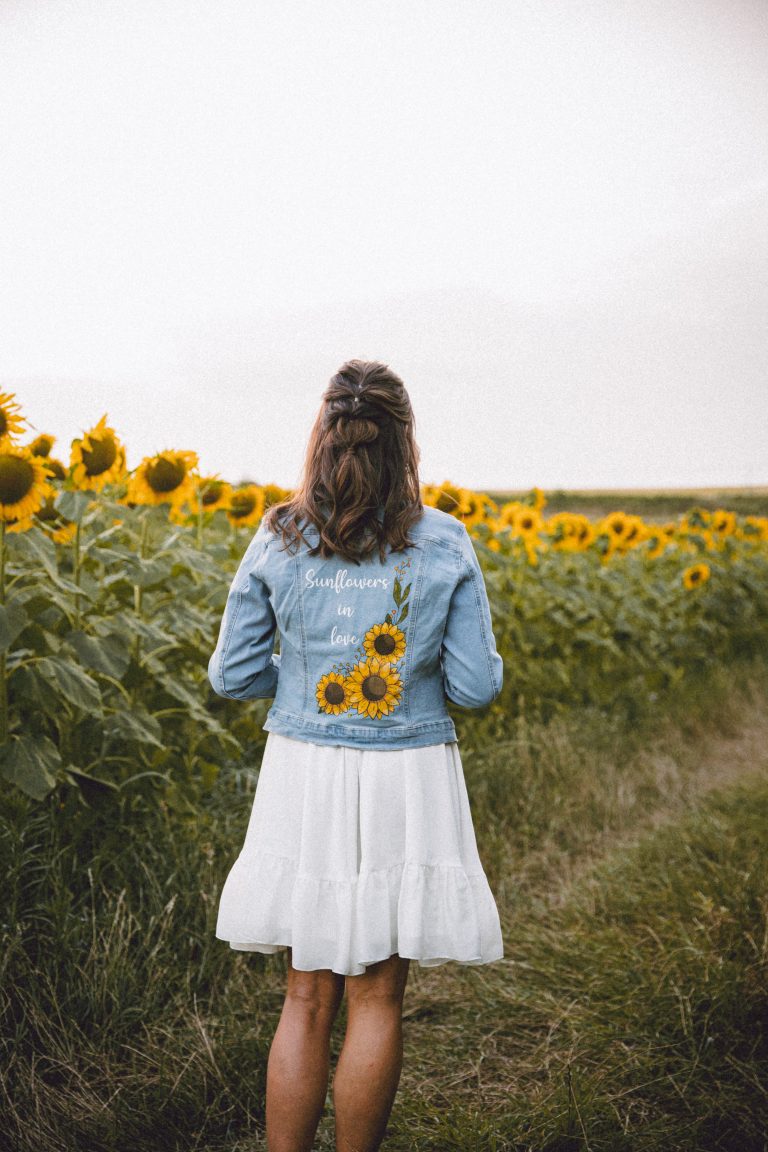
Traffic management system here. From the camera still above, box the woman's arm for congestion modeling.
[439,525,504,708]
[207,529,280,700]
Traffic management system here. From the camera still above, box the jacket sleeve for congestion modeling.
[440,525,504,708]
[207,527,281,700]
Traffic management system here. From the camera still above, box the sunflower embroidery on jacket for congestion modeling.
[315,558,412,719]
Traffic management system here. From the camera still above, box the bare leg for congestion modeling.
[266,947,345,1152]
[333,953,411,1152]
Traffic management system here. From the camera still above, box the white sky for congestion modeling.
[1,0,767,490]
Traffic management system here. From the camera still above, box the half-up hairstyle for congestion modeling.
[263,359,424,564]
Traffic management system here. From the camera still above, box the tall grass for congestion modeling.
[1,656,767,1151]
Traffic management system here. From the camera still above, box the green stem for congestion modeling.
[72,517,82,629]
[132,513,149,701]
[196,484,204,550]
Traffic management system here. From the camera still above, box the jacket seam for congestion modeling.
[401,546,427,722]
[294,551,309,711]
[266,705,455,739]
[463,552,496,700]
[218,589,245,697]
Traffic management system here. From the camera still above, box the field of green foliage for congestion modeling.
[1,399,767,1150]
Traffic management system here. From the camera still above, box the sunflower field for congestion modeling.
[0,395,767,805]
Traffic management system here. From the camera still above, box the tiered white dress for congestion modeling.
[215,731,504,976]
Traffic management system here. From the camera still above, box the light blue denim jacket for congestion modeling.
[207,505,504,749]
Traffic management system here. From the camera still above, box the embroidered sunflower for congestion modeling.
[346,657,403,720]
[363,621,406,663]
[316,672,351,715]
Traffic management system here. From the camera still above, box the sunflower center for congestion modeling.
[0,455,34,504]
[202,481,224,506]
[0,413,7,437]
[374,634,396,656]
[81,435,117,477]
[436,494,455,513]
[230,492,257,518]
[34,502,60,524]
[324,682,346,705]
[147,456,186,494]
[31,435,54,457]
[362,674,387,701]
[44,460,66,480]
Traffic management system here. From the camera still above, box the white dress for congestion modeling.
[215,731,504,976]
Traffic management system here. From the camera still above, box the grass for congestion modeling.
[1,656,768,1151]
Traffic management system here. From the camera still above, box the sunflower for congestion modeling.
[0,393,27,446]
[70,415,127,491]
[363,621,406,662]
[602,511,629,541]
[262,482,293,511]
[644,528,673,560]
[711,509,736,536]
[126,449,199,509]
[346,657,403,720]
[0,445,52,523]
[496,500,527,531]
[455,489,490,528]
[192,476,233,515]
[682,563,711,590]
[29,433,55,457]
[742,515,768,543]
[32,495,77,545]
[40,457,67,481]
[546,513,580,550]
[3,513,36,535]
[226,485,265,529]
[426,482,472,519]
[546,513,594,552]
[618,515,648,549]
[511,506,542,537]
[316,672,351,716]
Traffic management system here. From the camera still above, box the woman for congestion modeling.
[208,359,504,1152]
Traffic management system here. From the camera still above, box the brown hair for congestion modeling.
[263,359,424,564]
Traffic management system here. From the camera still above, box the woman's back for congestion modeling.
[207,502,503,748]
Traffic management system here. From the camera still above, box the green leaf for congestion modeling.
[8,532,95,600]
[0,600,29,651]
[63,764,119,805]
[37,656,103,714]
[0,733,60,799]
[103,708,164,749]
[393,577,402,605]
[157,675,219,724]
[398,602,409,622]
[65,630,131,678]
[119,614,177,648]
[54,489,95,523]
[11,664,49,706]
[7,526,59,580]
[124,555,175,588]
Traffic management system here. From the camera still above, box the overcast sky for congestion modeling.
[1,0,766,490]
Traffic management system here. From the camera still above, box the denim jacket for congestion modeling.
[207,505,504,749]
